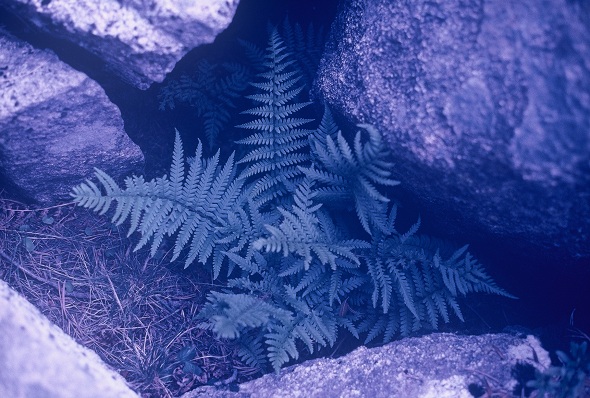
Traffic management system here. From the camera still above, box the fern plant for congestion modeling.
[196,179,368,371]
[279,18,326,90]
[236,27,314,210]
[529,340,590,398]
[303,119,400,234]
[72,26,515,374]
[198,255,341,371]
[356,205,515,343]
[238,19,326,95]
[71,130,247,278]
[158,60,251,150]
[253,178,370,271]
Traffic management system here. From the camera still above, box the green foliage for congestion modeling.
[72,26,515,373]
[197,291,293,339]
[253,179,370,271]
[157,19,326,154]
[358,211,515,343]
[529,340,590,398]
[236,27,313,209]
[71,130,246,277]
[303,122,400,234]
[279,18,326,89]
[158,60,251,150]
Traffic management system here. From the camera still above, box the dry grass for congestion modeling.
[0,196,259,397]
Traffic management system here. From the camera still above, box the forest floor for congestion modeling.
[0,195,258,397]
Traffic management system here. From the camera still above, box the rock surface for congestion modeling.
[0,0,240,89]
[0,278,139,398]
[0,28,144,204]
[182,332,550,398]
[316,0,590,259]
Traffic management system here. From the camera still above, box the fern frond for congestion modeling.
[254,180,369,270]
[237,27,314,209]
[311,104,339,154]
[280,18,326,90]
[364,217,517,337]
[400,216,421,243]
[263,291,337,372]
[238,38,266,72]
[361,313,387,345]
[302,115,400,234]
[432,247,516,298]
[238,332,267,369]
[365,255,393,313]
[198,291,293,339]
[72,131,246,272]
[293,261,326,294]
[265,324,299,372]
[158,60,250,150]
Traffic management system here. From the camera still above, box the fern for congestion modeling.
[311,104,339,155]
[199,263,340,372]
[528,340,590,398]
[236,27,314,209]
[237,332,268,369]
[357,206,515,344]
[72,25,516,375]
[302,109,400,234]
[280,18,326,90]
[253,179,369,270]
[71,130,246,275]
[158,60,250,150]
[197,291,293,339]
[238,19,326,93]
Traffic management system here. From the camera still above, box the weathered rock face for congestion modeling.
[183,332,550,398]
[0,29,144,205]
[0,0,240,89]
[316,0,590,259]
[0,278,139,398]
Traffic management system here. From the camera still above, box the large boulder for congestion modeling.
[0,0,240,89]
[316,0,590,259]
[0,29,144,204]
[0,278,139,398]
[183,332,550,398]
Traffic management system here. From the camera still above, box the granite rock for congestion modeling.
[0,278,139,398]
[316,0,590,259]
[0,28,144,204]
[0,0,240,89]
[182,332,550,398]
